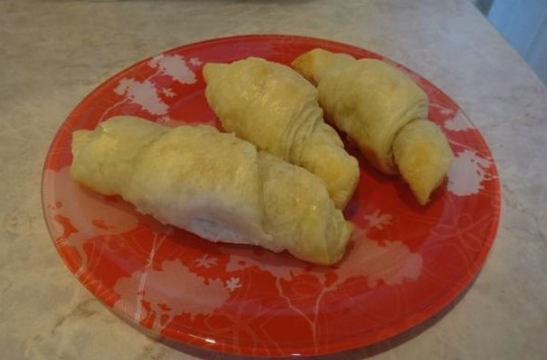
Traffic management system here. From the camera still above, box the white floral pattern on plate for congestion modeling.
[42,35,500,357]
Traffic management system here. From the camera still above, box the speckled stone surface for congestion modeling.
[1,0,546,359]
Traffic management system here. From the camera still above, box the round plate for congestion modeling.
[42,35,500,356]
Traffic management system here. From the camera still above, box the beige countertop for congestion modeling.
[1,0,546,359]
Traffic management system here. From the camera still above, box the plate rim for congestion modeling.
[41,33,502,357]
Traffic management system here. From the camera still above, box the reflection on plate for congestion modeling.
[42,35,500,356]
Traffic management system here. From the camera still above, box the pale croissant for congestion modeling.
[70,116,352,265]
[292,49,453,204]
[203,57,359,209]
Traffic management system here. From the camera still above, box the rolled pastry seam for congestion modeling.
[70,116,352,265]
[292,49,429,174]
[292,49,453,204]
[203,57,359,209]
[291,48,354,85]
[392,120,454,205]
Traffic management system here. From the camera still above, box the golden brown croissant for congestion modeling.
[203,57,359,209]
[292,49,453,204]
[70,116,352,265]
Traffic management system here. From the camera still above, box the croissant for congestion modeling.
[203,57,359,209]
[70,116,352,265]
[292,49,453,204]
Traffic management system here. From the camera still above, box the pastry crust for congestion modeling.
[292,49,453,204]
[71,116,352,265]
[393,120,454,205]
[203,57,359,208]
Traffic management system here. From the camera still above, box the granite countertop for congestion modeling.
[1,0,546,359]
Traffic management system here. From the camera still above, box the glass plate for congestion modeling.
[42,35,500,356]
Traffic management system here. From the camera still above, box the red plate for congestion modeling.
[42,35,500,356]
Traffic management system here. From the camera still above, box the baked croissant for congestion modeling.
[70,116,352,265]
[292,49,453,204]
[203,57,359,209]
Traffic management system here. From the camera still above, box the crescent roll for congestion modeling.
[203,57,359,208]
[292,49,453,204]
[70,116,352,265]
